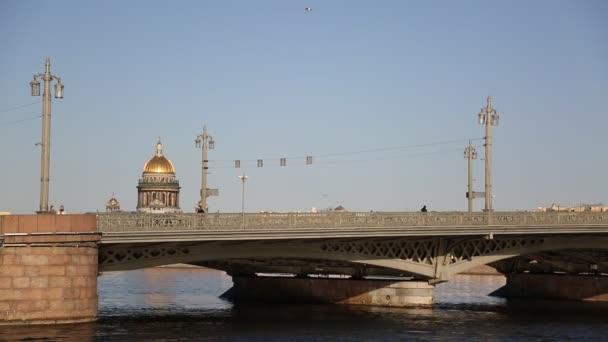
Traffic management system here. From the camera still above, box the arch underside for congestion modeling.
[99,235,608,280]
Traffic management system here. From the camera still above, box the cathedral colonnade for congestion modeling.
[138,191,179,208]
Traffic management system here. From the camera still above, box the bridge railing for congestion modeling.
[96,211,608,233]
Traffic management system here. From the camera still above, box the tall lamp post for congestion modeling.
[464,140,477,212]
[238,174,248,226]
[30,57,64,214]
[195,126,214,213]
[478,96,499,212]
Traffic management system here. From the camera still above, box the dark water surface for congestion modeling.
[2,268,608,341]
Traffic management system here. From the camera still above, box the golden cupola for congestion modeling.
[143,140,176,174]
[105,194,121,212]
[137,139,181,214]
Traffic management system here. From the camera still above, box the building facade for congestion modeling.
[534,203,608,212]
[136,140,181,213]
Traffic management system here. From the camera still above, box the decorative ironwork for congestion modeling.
[100,246,191,267]
[447,237,545,265]
[97,211,608,233]
[98,234,608,279]
[320,239,437,266]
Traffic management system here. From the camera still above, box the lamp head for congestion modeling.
[30,79,40,96]
[491,112,499,126]
[54,82,64,98]
[478,110,485,124]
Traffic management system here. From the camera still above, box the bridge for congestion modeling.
[97,211,608,279]
[2,211,608,324]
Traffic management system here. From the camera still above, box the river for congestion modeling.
[1,268,608,341]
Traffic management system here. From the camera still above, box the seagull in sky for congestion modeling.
[304,7,313,12]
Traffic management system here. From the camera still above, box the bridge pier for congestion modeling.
[503,273,608,301]
[0,214,100,325]
[228,276,434,307]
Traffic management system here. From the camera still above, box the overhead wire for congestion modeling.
[0,114,42,127]
[208,142,485,170]
[0,101,41,115]
[315,146,476,165]
[209,137,484,165]
[315,138,483,158]
[0,101,44,128]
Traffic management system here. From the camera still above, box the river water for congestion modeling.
[2,268,608,341]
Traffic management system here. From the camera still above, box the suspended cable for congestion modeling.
[209,137,484,165]
[208,145,472,170]
[0,101,41,114]
[0,115,41,127]
[315,138,483,158]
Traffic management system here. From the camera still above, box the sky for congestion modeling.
[0,0,607,214]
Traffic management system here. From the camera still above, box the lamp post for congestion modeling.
[478,96,499,212]
[464,140,477,212]
[30,57,64,214]
[238,174,248,226]
[195,126,214,213]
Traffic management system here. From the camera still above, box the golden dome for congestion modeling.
[106,196,120,207]
[143,140,176,174]
[106,194,121,212]
[144,156,175,174]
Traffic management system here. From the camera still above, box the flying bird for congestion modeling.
[304,7,312,12]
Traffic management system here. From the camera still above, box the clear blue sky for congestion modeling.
[1,0,606,214]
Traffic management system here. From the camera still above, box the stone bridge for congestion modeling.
[2,211,608,324]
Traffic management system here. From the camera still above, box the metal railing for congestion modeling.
[96,211,608,233]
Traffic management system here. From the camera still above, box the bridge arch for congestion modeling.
[100,235,608,280]
[446,235,608,276]
[99,239,437,277]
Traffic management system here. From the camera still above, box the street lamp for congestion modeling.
[478,96,499,211]
[238,174,249,226]
[195,126,215,213]
[30,57,64,214]
[464,140,478,212]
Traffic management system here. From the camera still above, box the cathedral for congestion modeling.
[135,139,181,213]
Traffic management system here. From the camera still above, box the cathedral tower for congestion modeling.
[136,139,181,213]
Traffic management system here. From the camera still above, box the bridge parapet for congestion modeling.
[96,211,608,233]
